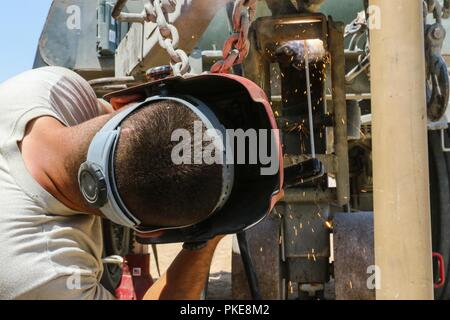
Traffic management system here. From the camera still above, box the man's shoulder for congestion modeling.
[0,67,91,96]
[36,66,86,81]
[0,67,71,88]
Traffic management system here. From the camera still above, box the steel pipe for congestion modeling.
[328,20,350,208]
[370,0,434,300]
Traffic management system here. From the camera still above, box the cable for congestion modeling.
[237,232,262,300]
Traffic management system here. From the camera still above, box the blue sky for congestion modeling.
[0,0,53,83]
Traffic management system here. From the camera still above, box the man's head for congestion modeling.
[113,100,223,228]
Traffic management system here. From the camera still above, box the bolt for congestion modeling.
[433,26,444,39]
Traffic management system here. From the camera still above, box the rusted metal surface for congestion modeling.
[328,20,350,208]
[333,211,375,300]
[211,0,257,74]
[265,0,325,15]
[279,202,330,284]
[115,0,229,77]
[265,0,297,15]
[241,14,343,295]
[282,188,335,203]
[242,25,271,96]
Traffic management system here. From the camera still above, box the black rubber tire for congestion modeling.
[231,215,285,300]
[100,219,133,295]
[429,130,450,299]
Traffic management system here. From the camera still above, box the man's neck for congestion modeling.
[20,115,112,215]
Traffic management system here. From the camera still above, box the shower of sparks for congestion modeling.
[280,39,326,64]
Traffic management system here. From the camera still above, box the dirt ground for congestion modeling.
[149,235,233,300]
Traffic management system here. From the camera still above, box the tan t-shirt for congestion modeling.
[0,67,115,299]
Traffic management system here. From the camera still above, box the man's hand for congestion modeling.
[97,99,115,115]
[143,236,225,300]
[110,94,145,111]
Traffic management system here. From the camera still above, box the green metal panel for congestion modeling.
[34,0,112,74]
[320,0,364,24]
[33,0,141,79]
[196,6,231,51]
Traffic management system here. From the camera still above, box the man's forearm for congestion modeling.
[143,237,222,300]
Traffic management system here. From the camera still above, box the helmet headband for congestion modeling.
[78,95,234,233]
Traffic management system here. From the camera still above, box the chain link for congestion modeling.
[211,0,257,74]
[143,0,256,76]
[144,0,190,76]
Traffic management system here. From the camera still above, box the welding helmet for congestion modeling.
[82,74,284,244]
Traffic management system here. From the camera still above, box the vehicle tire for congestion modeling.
[100,219,133,295]
[231,213,285,300]
[429,129,450,299]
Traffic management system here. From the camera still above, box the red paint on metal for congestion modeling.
[115,254,154,300]
[433,252,445,289]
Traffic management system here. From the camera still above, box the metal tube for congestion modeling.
[112,0,148,23]
[236,232,262,300]
[112,0,129,20]
[328,20,350,208]
[304,40,316,158]
[115,12,147,23]
[88,76,136,86]
[370,0,433,299]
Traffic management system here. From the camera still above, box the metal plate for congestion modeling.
[333,211,375,300]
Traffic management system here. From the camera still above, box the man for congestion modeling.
[0,66,224,300]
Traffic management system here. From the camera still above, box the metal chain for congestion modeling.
[211,0,257,74]
[424,0,450,121]
[144,0,190,76]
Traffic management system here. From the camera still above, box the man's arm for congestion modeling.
[143,237,223,300]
